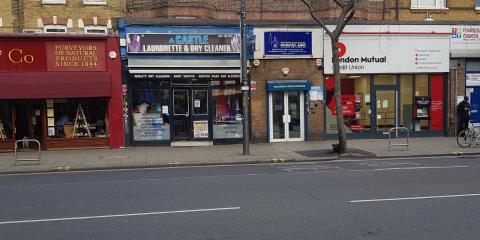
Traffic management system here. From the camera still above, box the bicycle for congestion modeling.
[457,123,480,147]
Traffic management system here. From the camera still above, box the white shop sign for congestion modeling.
[451,25,480,58]
[466,73,480,87]
[324,35,449,74]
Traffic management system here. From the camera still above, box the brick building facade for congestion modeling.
[1,0,126,34]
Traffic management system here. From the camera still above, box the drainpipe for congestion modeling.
[395,0,400,21]
[17,0,24,32]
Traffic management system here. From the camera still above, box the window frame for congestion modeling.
[43,25,67,34]
[84,26,108,34]
[476,0,480,10]
[411,0,447,9]
[83,0,107,5]
[41,0,66,4]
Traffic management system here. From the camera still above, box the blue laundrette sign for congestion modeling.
[264,32,312,56]
[267,80,311,92]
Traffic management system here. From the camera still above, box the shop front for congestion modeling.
[120,20,249,146]
[250,27,325,142]
[0,35,124,151]
[323,25,451,137]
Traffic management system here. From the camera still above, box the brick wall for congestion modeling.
[249,59,324,142]
[13,0,126,33]
[385,0,480,21]
[0,0,17,32]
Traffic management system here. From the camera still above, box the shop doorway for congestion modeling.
[269,91,305,142]
[375,90,398,133]
[13,100,43,142]
[172,88,209,141]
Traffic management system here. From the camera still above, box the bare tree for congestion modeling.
[301,0,356,154]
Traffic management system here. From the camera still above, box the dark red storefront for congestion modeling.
[0,35,124,151]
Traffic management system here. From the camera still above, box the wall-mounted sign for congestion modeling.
[324,35,449,74]
[309,86,323,101]
[264,32,312,56]
[466,73,480,86]
[0,40,106,72]
[267,80,311,92]
[126,33,241,54]
[451,26,480,57]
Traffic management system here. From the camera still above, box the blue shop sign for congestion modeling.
[267,80,311,92]
[264,32,312,56]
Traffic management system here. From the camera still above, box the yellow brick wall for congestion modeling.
[387,0,480,21]
[0,0,17,32]
[19,0,127,33]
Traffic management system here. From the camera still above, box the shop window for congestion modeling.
[326,76,371,134]
[0,101,13,140]
[466,60,480,72]
[47,98,109,139]
[415,75,429,131]
[374,75,396,85]
[400,75,414,130]
[411,0,446,9]
[212,79,243,139]
[132,88,170,141]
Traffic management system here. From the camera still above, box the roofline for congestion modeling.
[0,34,114,40]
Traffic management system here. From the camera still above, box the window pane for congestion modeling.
[49,98,108,139]
[192,90,208,115]
[374,75,396,85]
[466,60,480,72]
[0,101,13,140]
[212,88,243,139]
[173,90,188,115]
[132,89,170,141]
[477,0,480,7]
[400,75,414,130]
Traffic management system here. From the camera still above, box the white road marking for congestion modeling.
[350,193,480,203]
[372,165,469,171]
[0,207,241,225]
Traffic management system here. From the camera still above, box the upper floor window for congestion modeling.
[42,0,66,4]
[44,25,67,34]
[476,0,480,9]
[411,0,446,9]
[83,0,106,5]
[84,26,108,34]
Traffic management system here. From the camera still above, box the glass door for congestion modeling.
[269,91,305,142]
[173,89,190,140]
[173,88,210,140]
[376,90,397,133]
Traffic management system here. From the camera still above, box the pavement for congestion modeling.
[0,136,479,174]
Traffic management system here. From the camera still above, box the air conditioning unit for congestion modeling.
[23,29,43,34]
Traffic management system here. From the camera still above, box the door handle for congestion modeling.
[185,111,189,117]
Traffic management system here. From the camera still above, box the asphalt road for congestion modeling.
[0,156,479,240]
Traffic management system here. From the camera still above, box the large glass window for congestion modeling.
[0,101,13,140]
[400,75,414,130]
[326,76,371,134]
[132,88,170,141]
[212,78,243,139]
[47,98,109,139]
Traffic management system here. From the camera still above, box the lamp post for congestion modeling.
[240,0,250,155]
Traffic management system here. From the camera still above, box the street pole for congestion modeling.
[240,0,250,155]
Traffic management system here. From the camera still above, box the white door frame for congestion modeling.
[269,91,305,142]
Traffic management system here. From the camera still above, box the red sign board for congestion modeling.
[0,40,106,72]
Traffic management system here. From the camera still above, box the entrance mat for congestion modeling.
[295,148,376,159]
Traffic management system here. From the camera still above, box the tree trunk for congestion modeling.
[331,38,348,154]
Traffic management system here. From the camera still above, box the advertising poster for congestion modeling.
[133,113,169,140]
[264,32,312,56]
[193,120,209,138]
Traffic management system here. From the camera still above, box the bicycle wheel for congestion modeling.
[457,129,473,147]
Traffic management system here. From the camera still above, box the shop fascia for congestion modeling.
[324,24,451,75]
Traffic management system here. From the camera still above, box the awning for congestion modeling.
[0,72,111,99]
[267,80,311,92]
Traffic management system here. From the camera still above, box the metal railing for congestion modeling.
[14,139,41,165]
[387,127,409,151]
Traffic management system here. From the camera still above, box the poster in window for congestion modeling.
[193,120,209,138]
[415,96,431,119]
[133,113,170,141]
[48,127,56,137]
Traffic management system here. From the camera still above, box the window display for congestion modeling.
[132,89,170,141]
[48,98,108,139]
[0,101,12,140]
[212,85,243,139]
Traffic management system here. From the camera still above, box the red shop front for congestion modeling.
[0,35,124,151]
